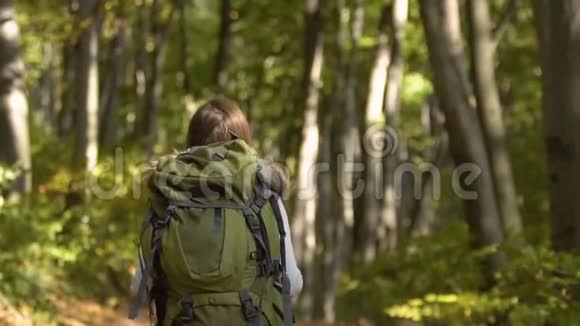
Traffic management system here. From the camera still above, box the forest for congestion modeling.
[2,0,580,325]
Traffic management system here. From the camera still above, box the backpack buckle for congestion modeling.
[244,212,261,232]
[271,259,283,277]
[153,205,176,228]
[239,291,258,321]
[179,297,194,323]
[249,202,261,215]
[257,261,270,277]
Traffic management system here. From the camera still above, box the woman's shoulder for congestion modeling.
[257,159,288,196]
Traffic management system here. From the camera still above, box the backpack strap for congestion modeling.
[251,164,277,260]
[239,290,260,326]
[129,205,176,324]
[255,164,294,326]
[268,195,293,326]
[242,206,272,273]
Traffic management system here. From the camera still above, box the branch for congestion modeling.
[492,0,520,43]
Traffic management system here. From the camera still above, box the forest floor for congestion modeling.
[1,296,365,326]
[0,297,148,326]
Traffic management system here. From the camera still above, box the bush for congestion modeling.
[337,222,580,326]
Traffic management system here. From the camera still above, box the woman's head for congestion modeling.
[186,96,252,148]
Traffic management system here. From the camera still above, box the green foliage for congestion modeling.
[0,179,65,322]
[338,223,580,325]
[0,129,147,320]
[4,0,570,324]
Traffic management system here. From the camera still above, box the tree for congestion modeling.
[141,0,175,154]
[467,0,522,236]
[59,0,79,138]
[133,0,148,139]
[99,4,128,147]
[321,0,364,321]
[71,0,100,172]
[0,0,31,194]
[532,0,580,251]
[31,44,57,133]
[408,98,448,237]
[179,0,194,112]
[419,0,505,269]
[358,4,391,264]
[292,0,325,319]
[215,0,232,92]
[380,0,408,252]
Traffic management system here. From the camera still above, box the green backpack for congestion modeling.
[129,140,293,326]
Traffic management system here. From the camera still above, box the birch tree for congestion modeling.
[0,0,31,194]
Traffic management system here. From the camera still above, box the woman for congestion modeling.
[131,96,302,326]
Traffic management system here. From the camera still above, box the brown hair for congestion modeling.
[186,96,252,147]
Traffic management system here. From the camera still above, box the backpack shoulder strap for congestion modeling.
[255,163,293,326]
[129,204,176,323]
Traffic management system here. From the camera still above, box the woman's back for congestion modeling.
[130,97,302,326]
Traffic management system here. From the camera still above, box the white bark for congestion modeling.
[0,0,31,194]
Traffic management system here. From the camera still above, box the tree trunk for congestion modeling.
[467,0,522,236]
[32,44,57,132]
[532,0,580,251]
[337,0,363,266]
[0,0,31,195]
[133,0,148,139]
[180,0,192,95]
[71,0,100,172]
[99,14,128,147]
[59,0,79,138]
[409,98,448,237]
[179,0,195,131]
[314,95,334,320]
[142,0,174,154]
[358,5,391,264]
[59,42,74,137]
[318,0,363,321]
[215,0,232,92]
[419,0,505,269]
[379,0,408,253]
[292,0,325,319]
